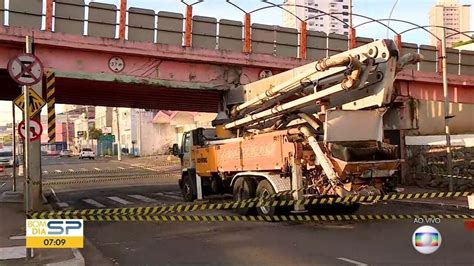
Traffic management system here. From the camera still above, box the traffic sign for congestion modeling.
[18,119,43,142]
[109,56,125,73]
[7,53,44,86]
[14,88,46,118]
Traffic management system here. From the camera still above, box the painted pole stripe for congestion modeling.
[46,71,55,144]
[31,191,472,218]
[29,213,474,222]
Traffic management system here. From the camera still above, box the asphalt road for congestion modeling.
[2,156,472,265]
[51,184,473,265]
[79,198,473,265]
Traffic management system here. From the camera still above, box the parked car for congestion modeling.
[79,148,95,160]
[59,150,72,157]
[0,151,15,167]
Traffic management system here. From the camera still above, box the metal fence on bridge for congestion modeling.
[0,0,473,75]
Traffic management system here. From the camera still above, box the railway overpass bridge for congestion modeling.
[0,0,473,117]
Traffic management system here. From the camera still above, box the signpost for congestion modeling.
[18,119,43,142]
[8,38,44,260]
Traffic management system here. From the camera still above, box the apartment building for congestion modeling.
[283,0,350,35]
[429,0,471,47]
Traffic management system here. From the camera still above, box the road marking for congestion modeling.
[0,246,27,260]
[337,257,368,266]
[42,170,48,174]
[82,199,106,208]
[54,170,62,173]
[94,167,101,171]
[107,196,131,205]
[118,167,125,170]
[80,168,88,171]
[0,183,6,190]
[155,192,182,200]
[128,194,158,203]
[9,235,25,240]
[68,169,74,172]
[57,202,69,208]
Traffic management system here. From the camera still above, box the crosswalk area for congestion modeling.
[56,191,184,210]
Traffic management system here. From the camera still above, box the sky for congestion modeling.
[0,0,473,125]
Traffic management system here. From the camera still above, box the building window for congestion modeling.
[343,25,348,28]
[344,32,348,36]
[343,5,349,9]
[331,4,335,7]
[343,18,349,22]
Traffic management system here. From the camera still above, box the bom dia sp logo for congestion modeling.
[26,219,83,248]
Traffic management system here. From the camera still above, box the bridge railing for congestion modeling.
[1,0,473,75]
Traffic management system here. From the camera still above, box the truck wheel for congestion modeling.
[233,177,256,215]
[182,175,196,202]
[256,180,277,216]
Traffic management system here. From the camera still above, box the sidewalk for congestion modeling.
[395,186,473,209]
[0,189,84,265]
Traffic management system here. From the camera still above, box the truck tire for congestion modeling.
[233,177,257,215]
[256,180,278,216]
[182,175,196,202]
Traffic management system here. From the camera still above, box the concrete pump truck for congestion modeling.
[172,39,421,215]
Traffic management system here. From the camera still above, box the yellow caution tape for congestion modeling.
[30,191,472,218]
[29,213,474,222]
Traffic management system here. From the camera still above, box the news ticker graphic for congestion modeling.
[30,191,472,218]
[26,219,83,248]
[412,225,442,254]
[26,214,474,223]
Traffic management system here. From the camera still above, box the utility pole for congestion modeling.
[11,102,16,192]
[23,36,32,260]
[85,106,89,148]
[115,108,121,161]
[441,28,454,192]
[137,110,142,157]
[349,0,353,29]
[66,109,70,150]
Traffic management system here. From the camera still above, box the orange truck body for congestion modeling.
[193,131,295,176]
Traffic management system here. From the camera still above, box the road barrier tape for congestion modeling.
[43,168,163,176]
[43,173,180,186]
[28,213,474,222]
[31,191,472,218]
[412,172,473,180]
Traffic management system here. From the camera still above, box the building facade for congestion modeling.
[94,106,113,133]
[283,0,350,35]
[111,108,215,156]
[429,0,471,47]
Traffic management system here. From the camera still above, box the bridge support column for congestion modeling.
[119,0,127,40]
[45,0,53,31]
[349,27,356,49]
[184,5,193,47]
[244,13,251,54]
[436,39,442,74]
[394,34,402,54]
[299,21,307,60]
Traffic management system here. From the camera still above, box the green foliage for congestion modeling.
[88,128,103,140]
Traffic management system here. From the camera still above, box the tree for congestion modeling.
[88,128,103,140]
